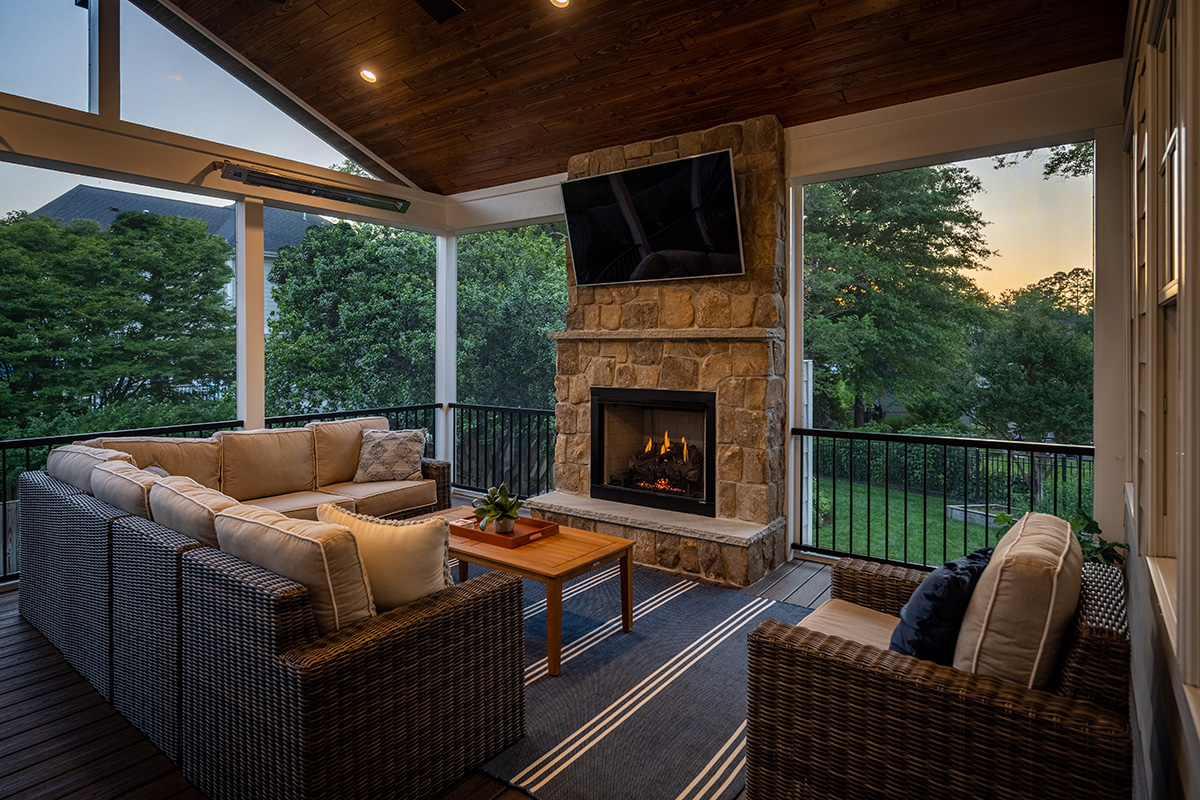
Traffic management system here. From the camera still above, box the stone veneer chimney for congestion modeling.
[530,115,789,586]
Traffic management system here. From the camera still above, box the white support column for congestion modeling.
[435,235,458,465]
[787,179,806,556]
[236,199,266,430]
[1093,125,1130,539]
[88,0,120,122]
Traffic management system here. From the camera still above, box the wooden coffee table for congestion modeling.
[435,506,634,676]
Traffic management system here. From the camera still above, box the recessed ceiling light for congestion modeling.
[360,69,378,83]
[550,0,568,7]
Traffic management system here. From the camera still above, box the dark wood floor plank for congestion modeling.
[0,661,73,700]
[0,635,55,662]
[0,701,120,761]
[2,650,70,683]
[57,750,179,800]
[0,687,106,743]
[112,771,205,800]
[0,710,130,780]
[0,678,96,727]
[6,739,163,800]
[757,560,824,603]
[438,771,509,800]
[785,564,834,609]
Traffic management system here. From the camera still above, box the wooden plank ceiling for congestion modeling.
[158,0,1127,196]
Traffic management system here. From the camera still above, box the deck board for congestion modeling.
[0,518,833,800]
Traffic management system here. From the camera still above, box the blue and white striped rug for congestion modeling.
[455,560,812,800]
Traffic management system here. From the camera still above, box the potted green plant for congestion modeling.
[472,482,524,533]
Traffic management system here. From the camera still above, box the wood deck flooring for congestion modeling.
[0,551,830,800]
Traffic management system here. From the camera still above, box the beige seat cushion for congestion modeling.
[318,504,452,610]
[354,429,426,482]
[953,512,1083,690]
[215,504,375,636]
[46,445,136,494]
[216,428,315,501]
[149,476,239,547]
[81,436,222,490]
[306,416,390,487]
[91,461,163,519]
[247,490,355,521]
[799,598,898,652]
[318,479,437,518]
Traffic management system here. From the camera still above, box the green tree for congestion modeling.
[803,166,992,428]
[967,267,1094,444]
[456,224,567,410]
[0,210,235,438]
[266,221,437,413]
[992,141,1094,179]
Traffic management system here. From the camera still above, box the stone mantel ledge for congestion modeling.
[526,491,783,547]
[549,327,784,342]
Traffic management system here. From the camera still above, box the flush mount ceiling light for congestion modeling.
[550,0,569,7]
[215,161,411,214]
[360,69,378,83]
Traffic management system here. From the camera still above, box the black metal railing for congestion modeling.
[451,403,555,498]
[796,427,1094,569]
[0,420,242,583]
[266,405,440,458]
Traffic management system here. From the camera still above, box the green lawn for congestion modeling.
[810,477,1009,566]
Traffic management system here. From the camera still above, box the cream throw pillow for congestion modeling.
[215,504,376,636]
[953,511,1083,690]
[353,428,426,483]
[317,503,452,610]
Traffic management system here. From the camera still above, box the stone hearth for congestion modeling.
[534,116,788,587]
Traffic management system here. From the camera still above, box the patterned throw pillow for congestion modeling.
[353,428,426,483]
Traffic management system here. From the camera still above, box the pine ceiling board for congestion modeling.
[157,0,1127,195]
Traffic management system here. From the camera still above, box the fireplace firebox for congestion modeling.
[591,388,717,517]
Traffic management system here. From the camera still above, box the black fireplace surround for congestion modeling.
[591,387,717,517]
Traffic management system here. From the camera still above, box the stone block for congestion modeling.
[722,545,750,586]
[652,136,678,152]
[555,375,570,402]
[699,354,732,391]
[660,355,699,389]
[593,146,627,175]
[744,377,767,411]
[629,339,664,365]
[743,448,767,483]
[730,295,756,328]
[699,540,723,582]
[555,434,567,463]
[765,377,786,407]
[557,465,581,493]
[678,131,703,157]
[685,340,712,358]
[569,374,591,404]
[583,305,600,330]
[586,358,615,387]
[718,480,738,518]
[731,342,768,377]
[600,305,622,330]
[656,533,681,570]
[624,140,652,159]
[743,115,782,154]
[717,406,738,444]
[556,403,578,434]
[557,341,580,375]
[702,123,744,154]
[611,286,639,304]
[635,365,662,387]
[567,434,590,465]
[660,287,695,328]
[680,538,700,574]
[632,528,656,565]
[599,341,628,361]
[733,408,768,449]
[748,538,767,584]
[718,445,743,482]
[736,482,769,524]
[566,153,590,179]
[595,286,613,304]
[575,286,594,305]
[720,377,746,408]
[753,295,782,328]
[566,305,584,329]
[580,340,600,356]
[622,302,658,329]
[696,289,731,328]
[650,151,679,164]
[615,363,637,387]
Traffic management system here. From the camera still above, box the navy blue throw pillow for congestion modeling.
[888,547,994,665]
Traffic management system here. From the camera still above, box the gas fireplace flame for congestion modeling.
[644,430,686,457]
[682,436,688,461]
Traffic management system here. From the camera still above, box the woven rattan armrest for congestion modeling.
[830,557,928,616]
[746,619,1131,800]
[421,457,451,511]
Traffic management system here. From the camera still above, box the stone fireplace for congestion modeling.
[526,115,788,587]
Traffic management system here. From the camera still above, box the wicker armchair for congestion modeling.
[746,558,1131,800]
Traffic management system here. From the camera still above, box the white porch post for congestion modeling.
[435,235,458,465]
[236,199,266,430]
[788,179,807,555]
[88,0,120,122]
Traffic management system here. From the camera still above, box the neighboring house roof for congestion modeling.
[32,185,326,252]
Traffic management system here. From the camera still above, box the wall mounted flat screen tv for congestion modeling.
[561,150,745,287]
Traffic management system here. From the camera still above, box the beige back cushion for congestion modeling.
[215,504,375,636]
[306,416,390,487]
[91,461,162,519]
[46,445,136,494]
[82,436,222,490]
[317,504,451,610]
[149,476,238,547]
[953,512,1083,690]
[216,428,315,501]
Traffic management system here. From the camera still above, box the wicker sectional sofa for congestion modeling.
[18,420,525,800]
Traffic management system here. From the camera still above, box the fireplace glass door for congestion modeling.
[591,388,716,517]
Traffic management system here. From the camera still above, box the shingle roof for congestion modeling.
[32,185,327,252]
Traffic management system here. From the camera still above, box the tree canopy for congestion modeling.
[0,210,234,438]
[803,166,992,427]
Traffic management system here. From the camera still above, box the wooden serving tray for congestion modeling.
[449,516,560,548]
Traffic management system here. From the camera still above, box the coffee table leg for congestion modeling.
[547,579,563,676]
[457,558,469,583]
[620,549,633,632]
